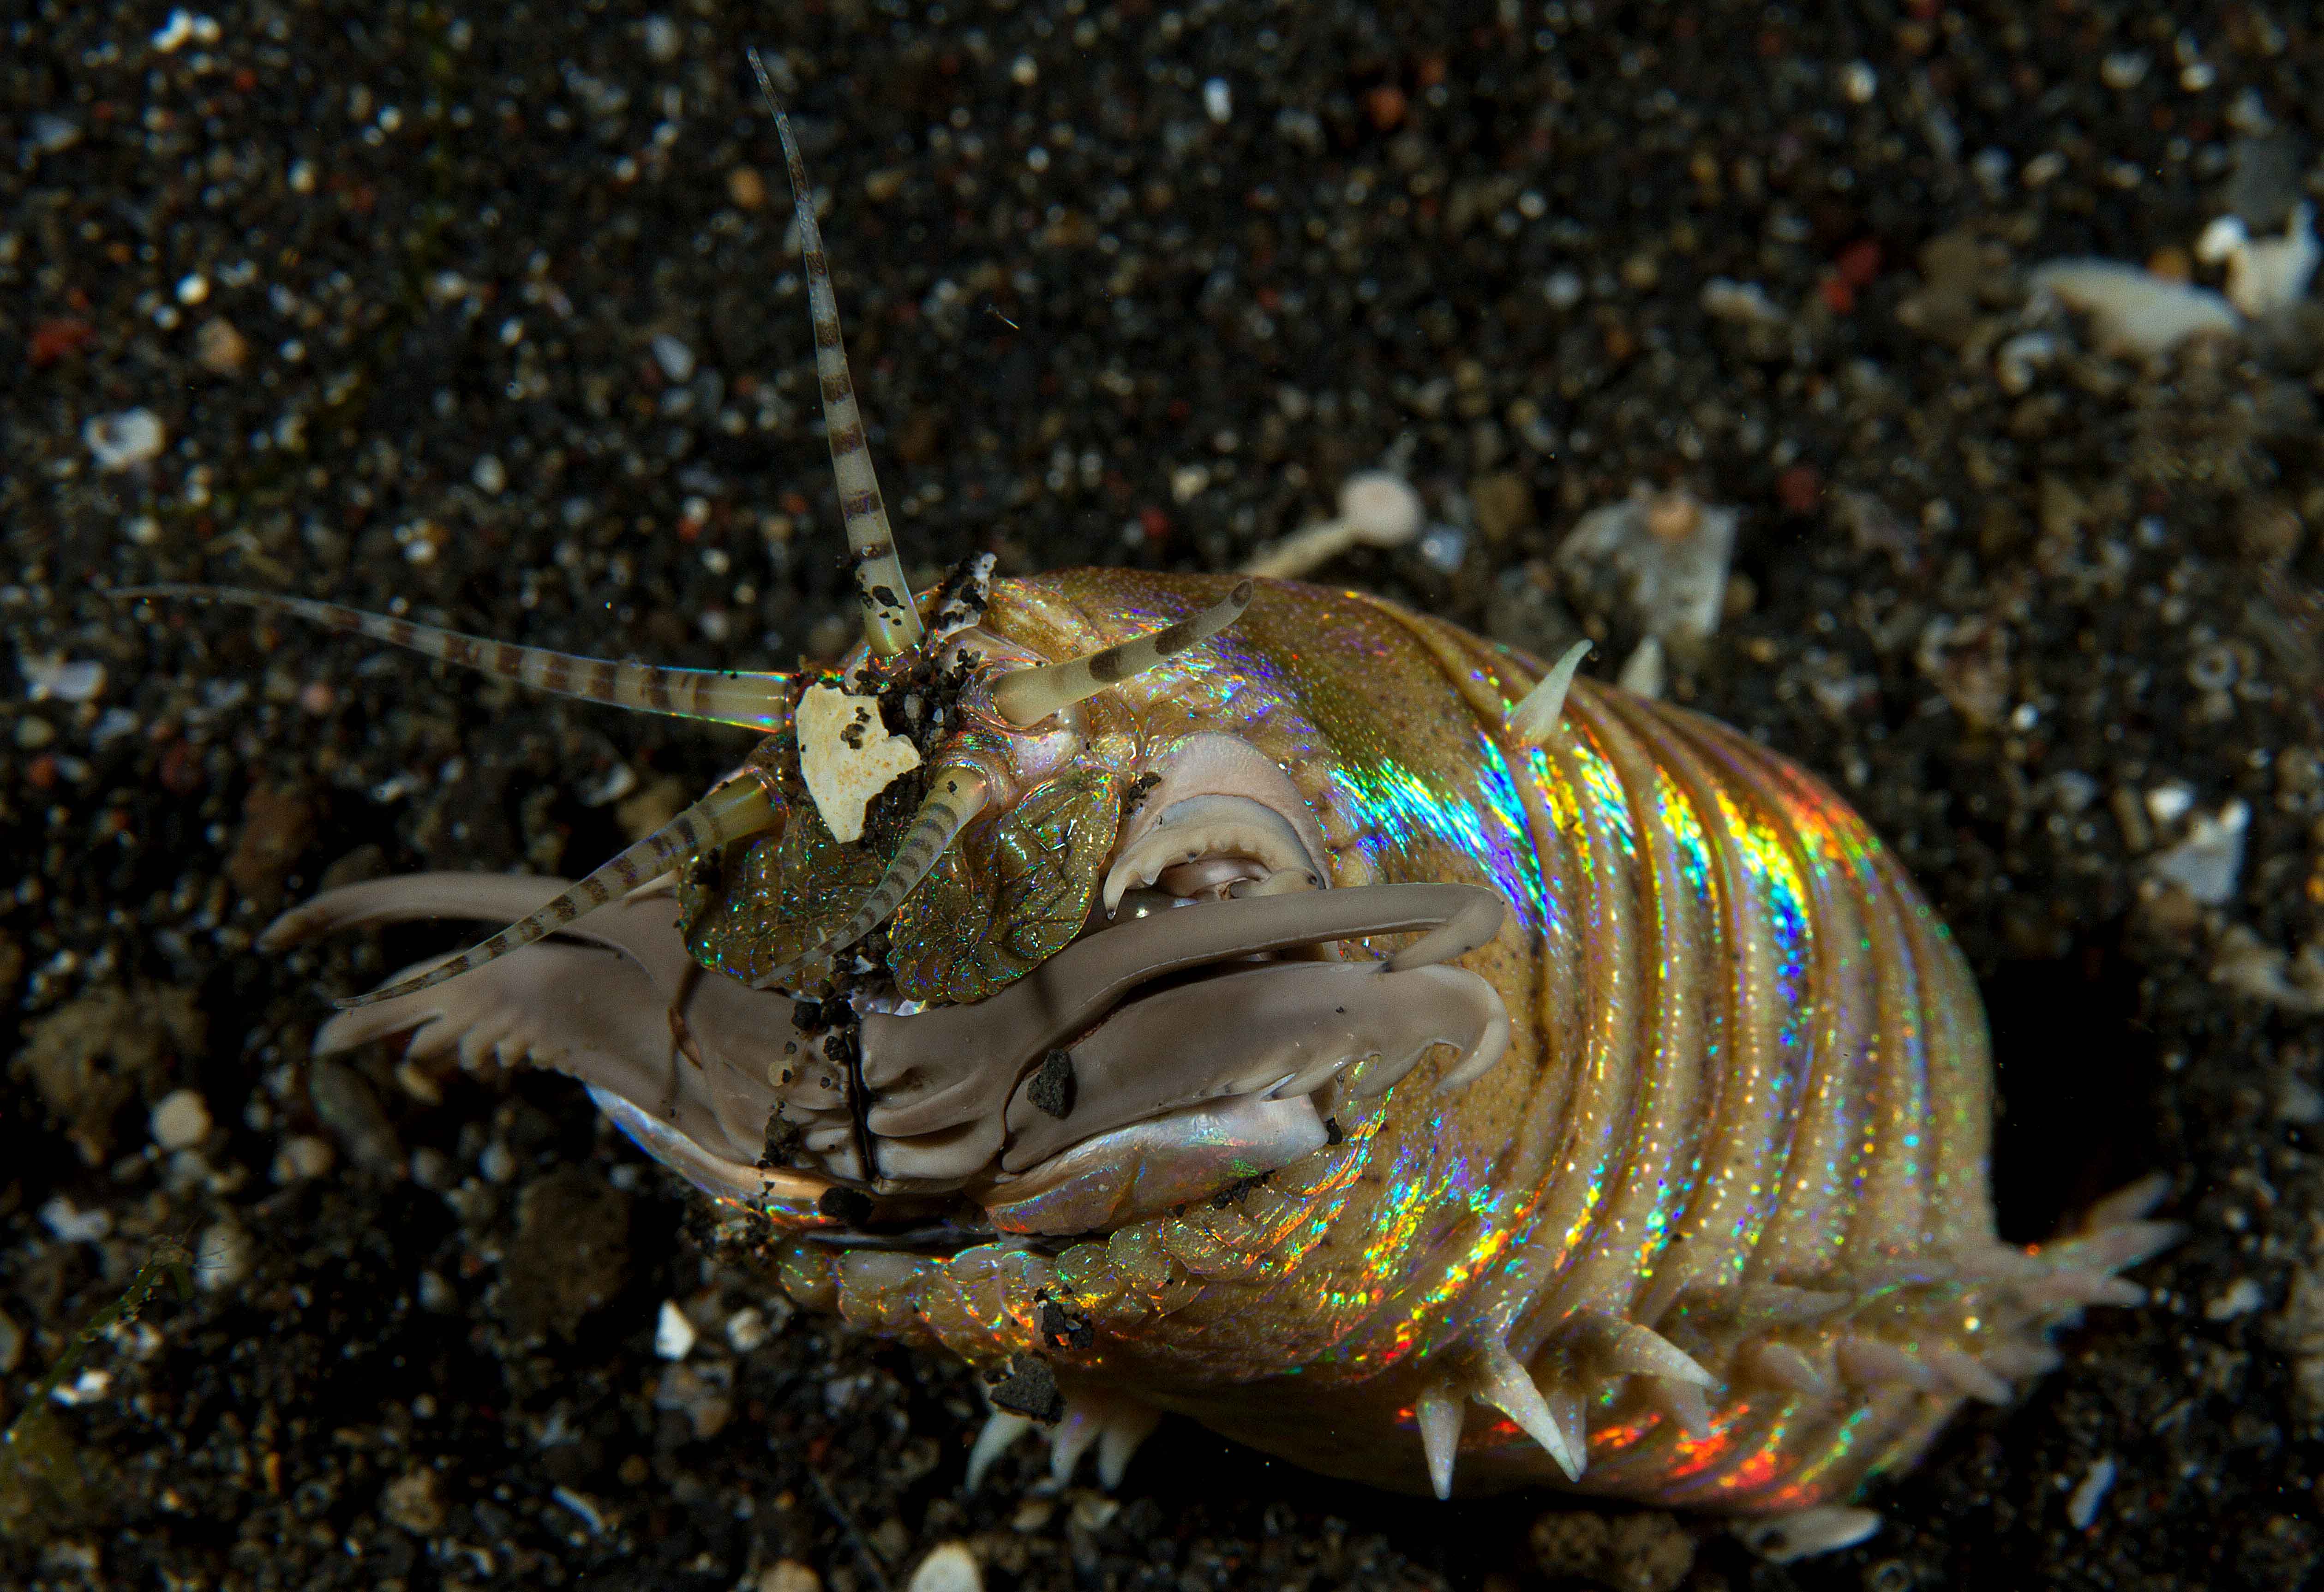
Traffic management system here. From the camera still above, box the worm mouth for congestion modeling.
[853,882,1510,1228]
[268,874,1509,1245]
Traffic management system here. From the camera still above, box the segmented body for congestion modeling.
[156,80,2174,1540]
[752,568,2065,1507]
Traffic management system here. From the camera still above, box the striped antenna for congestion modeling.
[116,585,791,731]
[753,765,988,991]
[992,580,1254,727]
[337,772,780,1009]
[748,48,924,659]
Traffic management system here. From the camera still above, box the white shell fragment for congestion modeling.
[2150,799,2249,906]
[796,680,922,844]
[2195,203,2319,319]
[2029,260,2239,357]
[654,1299,698,1359]
[1736,1504,1884,1562]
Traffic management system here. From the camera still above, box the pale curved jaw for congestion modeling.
[266,874,1509,1239]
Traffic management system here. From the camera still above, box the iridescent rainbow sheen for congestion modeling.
[739,569,2156,1520]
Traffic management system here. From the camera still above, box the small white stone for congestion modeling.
[472,454,507,494]
[1839,60,1877,103]
[2145,782,2195,825]
[149,1088,211,1150]
[796,682,922,845]
[642,13,680,61]
[1203,78,1232,123]
[655,1299,698,1360]
[907,1542,983,1592]
[650,332,695,383]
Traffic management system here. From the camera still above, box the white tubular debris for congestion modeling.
[1242,471,1423,580]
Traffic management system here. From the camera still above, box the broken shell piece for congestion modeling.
[1241,471,1423,580]
[1555,485,1739,648]
[796,680,922,844]
[2150,799,2249,906]
[2029,259,2239,358]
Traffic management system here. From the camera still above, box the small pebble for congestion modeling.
[149,1088,211,1151]
[472,454,508,494]
[192,317,248,374]
[2145,783,2195,825]
[907,1542,983,1592]
[655,1298,698,1359]
[651,333,695,383]
[381,1467,446,1535]
[758,1563,821,1592]
[272,1134,335,1183]
[725,1306,770,1353]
